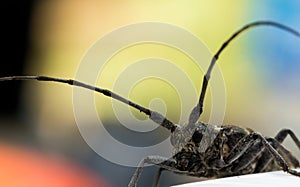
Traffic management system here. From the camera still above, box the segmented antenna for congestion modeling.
[0,76,178,132]
[188,21,300,124]
[1,21,299,132]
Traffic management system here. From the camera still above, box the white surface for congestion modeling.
[172,170,300,187]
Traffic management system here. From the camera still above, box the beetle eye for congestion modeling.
[192,130,202,144]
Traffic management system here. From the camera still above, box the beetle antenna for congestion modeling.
[189,21,300,124]
[0,76,178,132]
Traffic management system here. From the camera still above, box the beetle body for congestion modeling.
[170,123,299,178]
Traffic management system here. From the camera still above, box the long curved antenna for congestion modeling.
[189,21,300,124]
[0,76,178,132]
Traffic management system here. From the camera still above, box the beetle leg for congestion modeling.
[129,156,190,187]
[275,129,300,149]
[223,137,265,173]
[222,133,300,176]
[255,137,299,173]
[223,133,263,165]
[128,156,171,187]
[255,129,300,173]
[256,133,300,177]
[152,168,164,187]
[129,155,205,187]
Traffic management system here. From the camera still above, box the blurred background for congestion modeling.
[0,0,300,187]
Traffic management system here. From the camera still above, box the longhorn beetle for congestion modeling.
[0,21,300,187]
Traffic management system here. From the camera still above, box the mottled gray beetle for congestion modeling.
[0,21,300,187]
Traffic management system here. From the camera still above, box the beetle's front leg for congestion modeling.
[152,168,164,187]
[129,155,203,187]
[128,156,174,187]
